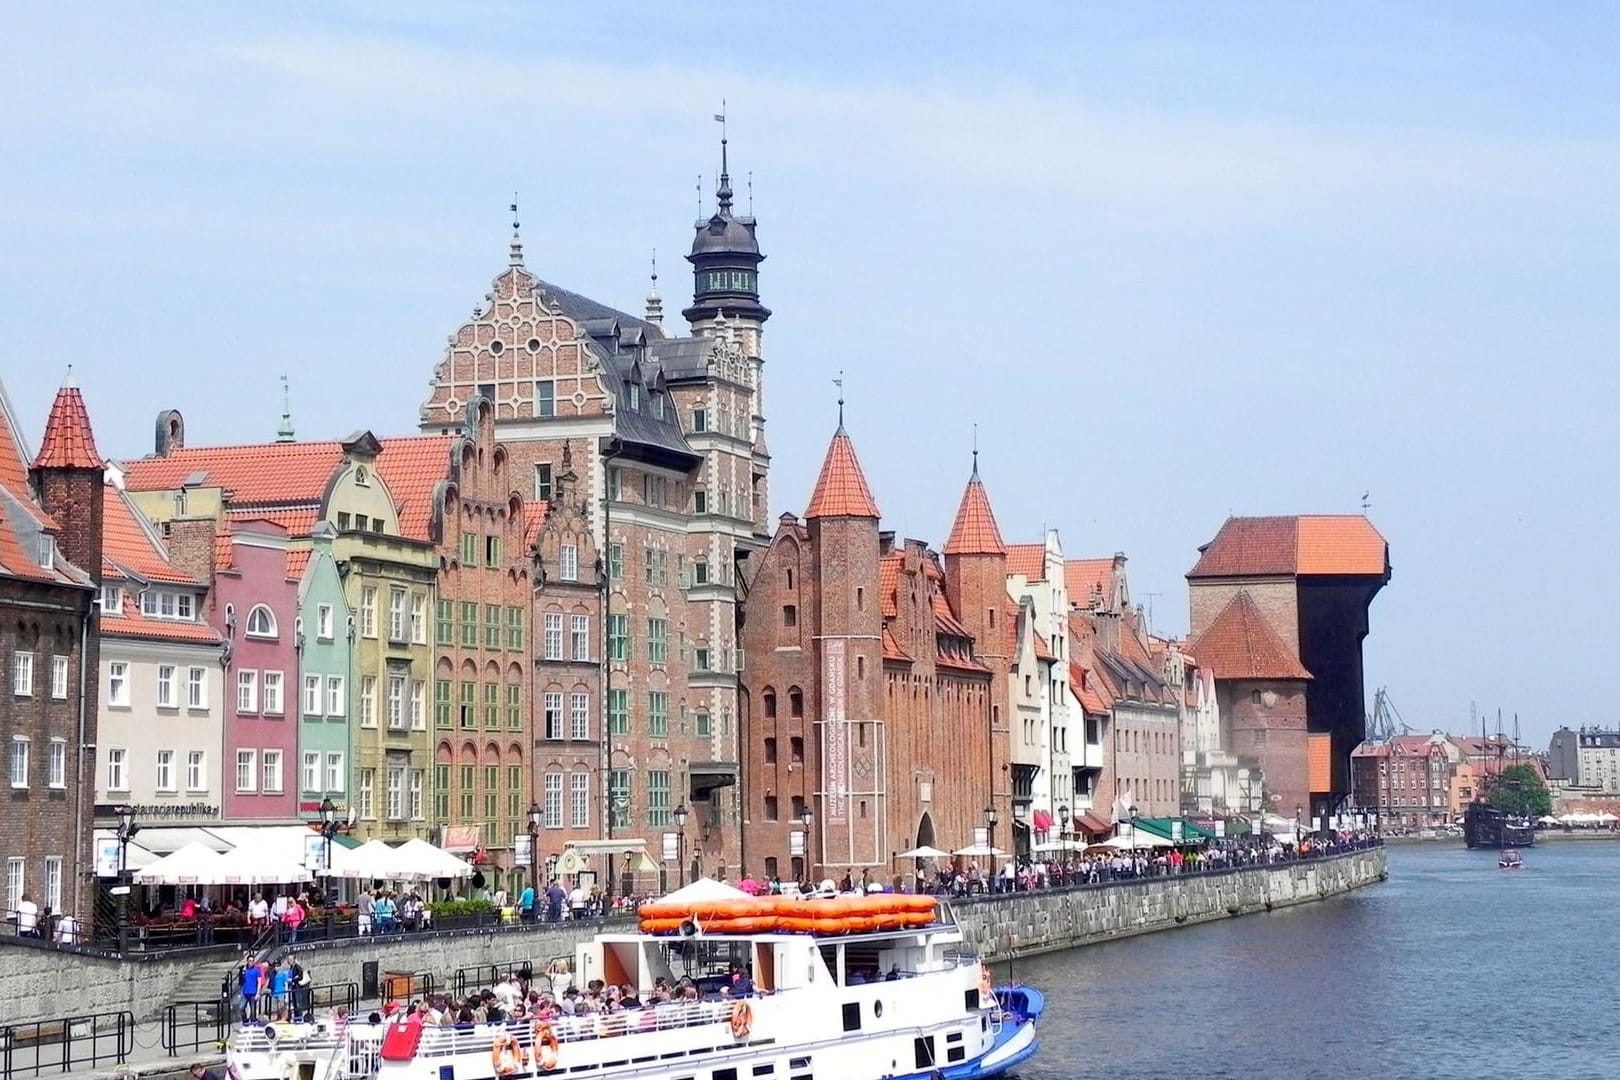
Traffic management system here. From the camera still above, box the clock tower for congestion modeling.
[683,135,770,333]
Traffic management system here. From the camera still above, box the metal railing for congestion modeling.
[450,961,534,999]
[0,1012,134,1079]
[161,1000,230,1057]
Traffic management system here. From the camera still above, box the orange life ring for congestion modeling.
[531,1021,560,1071]
[980,966,993,998]
[491,1034,526,1076]
[729,999,753,1039]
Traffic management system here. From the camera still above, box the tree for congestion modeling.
[1486,764,1552,818]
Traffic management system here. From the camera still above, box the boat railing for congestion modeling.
[411,1000,738,1057]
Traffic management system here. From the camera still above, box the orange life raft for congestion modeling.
[637,893,937,936]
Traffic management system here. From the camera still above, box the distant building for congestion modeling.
[1547,727,1620,793]
[1350,734,1456,828]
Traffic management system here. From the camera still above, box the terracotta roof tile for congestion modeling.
[942,473,1005,555]
[101,607,223,644]
[32,386,104,470]
[1069,661,1111,714]
[1003,601,1021,658]
[225,507,320,534]
[101,485,201,585]
[1189,516,1387,578]
[284,549,311,581]
[214,531,233,572]
[1189,591,1312,681]
[879,552,902,618]
[881,626,911,661]
[1006,544,1047,581]
[375,436,455,542]
[1064,558,1112,607]
[804,427,880,520]
[523,501,549,548]
[0,384,33,497]
[1032,630,1056,663]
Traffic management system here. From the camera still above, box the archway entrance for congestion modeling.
[915,813,936,850]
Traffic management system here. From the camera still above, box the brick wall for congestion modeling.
[1188,579,1299,656]
[1219,678,1310,820]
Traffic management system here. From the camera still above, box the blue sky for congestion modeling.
[4,2,1616,744]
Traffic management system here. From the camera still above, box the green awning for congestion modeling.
[1131,817,1216,844]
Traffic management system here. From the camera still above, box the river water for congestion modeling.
[1004,841,1620,1080]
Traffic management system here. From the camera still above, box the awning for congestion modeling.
[1032,809,1054,831]
[1076,812,1113,837]
[1132,817,1216,844]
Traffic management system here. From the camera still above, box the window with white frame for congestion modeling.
[187,667,207,709]
[544,692,563,740]
[317,604,334,639]
[326,752,344,793]
[48,739,65,789]
[410,680,424,730]
[358,769,375,819]
[544,771,563,828]
[154,749,175,792]
[386,674,405,729]
[560,544,578,582]
[237,670,258,713]
[544,613,563,661]
[141,590,195,621]
[570,692,590,741]
[408,769,423,820]
[571,615,589,661]
[262,750,283,793]
[245,604,277,638]
[303,676,321,717]
[385,765,404,819]
[326,675,344,717]
[107,662,129,707]
[106,747,128,791]
[262,671,283,714]
[9,737,28,788]
[388,587,406,641]
[360,676,376,726]
[236,749,256,792]
[303,752,320,793]
[12,652,32,697]
[50,656,68,700]
[186,751,205,792]
[156,665,175,708]
[410,594,426,644]
[5,858,21,920]
[100,585,122,614]
[570,771,590,828]
[43,857,61,914]
[359,587,376,638]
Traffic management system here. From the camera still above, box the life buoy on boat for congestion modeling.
[532,1020,560,1071]
[730,1000,753,1039]
[490,1033,527,1076]
[980,966,993,999]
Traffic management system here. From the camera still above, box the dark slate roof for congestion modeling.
[534,279,665,341]
[648,337,717,382]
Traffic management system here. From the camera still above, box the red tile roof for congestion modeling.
[942,473,1005,555]
[878,552,902,618]
[1069,661,1111,714]
[102,607,224,644]
[1189,591,1311,681]
[1189,516,1387,579]
[284,549,311,581]
[102,485,201,585]
[523,501,549,548]
[881,626,911,661]
[1032,630,1056,663]
[804,427,880,520]
[214,531,233,572]
[1064,558,1112,607]
[32,386,104,470]
[0,387,33,497]
[376,437,455,542]
[1006,544,1047,581]
[226,507,320,534]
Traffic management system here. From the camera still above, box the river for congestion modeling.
[1003,840,1620,1080]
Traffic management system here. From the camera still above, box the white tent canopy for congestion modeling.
[393,838,474,880]
[212,844,312,886]
[896,845,951,859]
[133,842,226,885]
[951,844,1009,858]
[1099,832,1173,851]
[660,878,749,903]
[1031,839,1087,853]
[320,839,401,880]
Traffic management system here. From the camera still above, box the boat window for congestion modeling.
[948,1045,967,1063]
[715,1069,739,1080]
[753,1065,775,1076]
[914,1036,937,1069]
[946,1032,964,1044]
[664,939,752,984]
[842,1002,861,1032]
[964,989,979,1013]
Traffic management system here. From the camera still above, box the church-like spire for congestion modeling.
[275,375,296,443]
[644,249,663,328]
[508,194,524,267]
[715,102,733,212]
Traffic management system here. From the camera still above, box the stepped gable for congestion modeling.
[1190,590,1312,681]
[1189,515,1387,578]
[804,426,880,520]
[943,472,1006,555]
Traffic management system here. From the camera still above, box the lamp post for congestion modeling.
[1296,804,1304,841]
[1057,804,1070,877]
[318,797,341,937]
[1128,805,1140,854]
[114,804,139,954]
[983,805,998,893]
[673,804,689,888]
[527,801,542,920]
[800,808,814,885]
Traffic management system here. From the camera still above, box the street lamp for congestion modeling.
[1057,804,1070,874]
[800,807,814,884]
[527,801,542,920]
[1295,804,1304,840]
[673,804,690,888]
[114,805,140,954]
[1128,805,1140,854]
[983,805,998,893]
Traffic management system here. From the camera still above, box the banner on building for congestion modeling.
[789,831,805,857]
[823,638,849,823]
[661,832,678,863]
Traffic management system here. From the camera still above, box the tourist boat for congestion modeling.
[223,891,1042,1080]
[1462,801,1535,850]
[1498,849,1523,870]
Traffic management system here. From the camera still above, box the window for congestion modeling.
[607,543,624,580]
[186,751,205,792]
[696,711,712,737]
[693,560,709,585]
[692,406,707,433]
[483,535,502,568]
[570,615,590,660]
[544,772,563,828]
[544,692,564,740]
[765,738,777,764]
[642,474,665,509]
[43,857,61,915]
[791,737,804,763]
[303,752,320,793]
[434,679,452,728]
[262,750,283,793]
[360,676,376,727]
[48,739,65,789]
[106,748,128,791]
[764,795,778,820]
[608,468,623,501]
[559,544,578,582]
[236,750,256,793]
[695,647,711,672]
[783,605,797,628]
[763,690,777,719]
[9,737,28,788]
[609,769,631,829]
[434,764,451,821]
[410,594,426,643]
[436,599,453,645]
[386,765,404,819]
[648,692,668,738]
[609,689,629,735]
[50,656,68,700]
[484,765,498,820]
[460,532,479,567]
[693,490,708,515]
[535,379,556,418]
[570,692,590,741]
[459,681,475,728]
[535,463,553,501]
[387,674,405,729]
[648,618,668,664]
[155,665,175,708]
[643,548,667,585]
[237,670,258,713]
[544,613,563,660]
[245,605,276,638]
[410,680,425,729]
[141,590,195,620]
[5,859,21,922]
[358,769,375,819]
[790,688,804,718]
[101,585,122,614]
[647,771,671,826]
[507,607,524,650]
[461,602,479,647]
[187,667,207,709]
[483,605,501,650]
[507,684,522,730]
[571,771,590,828]
[459,764,475,819]
[388,588,406,641]
[360,587,377,637]
[322,675,342,717]
[316,604,334,639]
[608,615,629,662]
[262,671,283,715]
[11,652,32,697]
[409,769,424,820]
[154,749,175,792]
[479,681,498,728]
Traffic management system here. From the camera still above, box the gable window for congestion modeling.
[100,585,122,614]
[535,380,556,418]
[560,543,578,582]
[37,535,53,569]
[692,407,707,433]
[317,604,334,639]
[535,463,553,501]
[245,605,277,638]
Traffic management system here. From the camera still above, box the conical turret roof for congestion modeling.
[943,467,1005,555]
[804,426,880,520]
[33,382,103,471]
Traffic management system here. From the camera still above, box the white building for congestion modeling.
[1006,532,1078,843]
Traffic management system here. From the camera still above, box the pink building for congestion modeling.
[212,522,301,820]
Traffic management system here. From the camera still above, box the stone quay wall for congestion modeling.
[951,847,1388,962]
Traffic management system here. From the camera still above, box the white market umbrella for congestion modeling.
[951,844,1009,858]
[213,844,312,886]
[393,837,474,879]
[896,845,951,859]
[660,877,749,903]
[1100,833,1173,851]
[134,842,226,885]
[320,839,400,881]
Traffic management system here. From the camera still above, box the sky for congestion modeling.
[3,2,1617,746]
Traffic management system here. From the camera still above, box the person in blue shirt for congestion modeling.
[518,882,536,922]
[269,962,292,1020]
[238,958,263,1023]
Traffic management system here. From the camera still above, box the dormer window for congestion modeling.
[36,535,53,570]
[629,383,640,411]
[100,585,122,614]
[245,604,278,638]
[140,590,195,621]
[355,466,369,486]
[653,394,664,419]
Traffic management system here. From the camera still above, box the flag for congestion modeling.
[713,113,725,122]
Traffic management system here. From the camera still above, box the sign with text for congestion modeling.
[789,831,805,857]
[823,638,849,823]
[661,832,678,862]
[303,834,326,871]
[94,836,120,878]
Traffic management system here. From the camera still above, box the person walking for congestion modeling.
[518,881,536,923]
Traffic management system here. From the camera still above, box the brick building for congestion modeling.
[0,380,102,924]
[741,424,996,886]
